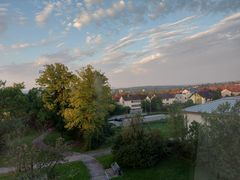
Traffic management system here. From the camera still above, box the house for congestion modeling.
[184,96,240,126]
[227,86,240,96]
[221,89,232,97]
[198,90,214,102]
[182,89,191,95]
[119,95,146,114]
[161,94,175,105]
[189,93,206,104]
[175,93,191,103]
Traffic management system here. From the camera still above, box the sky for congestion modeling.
[0,0,240,89]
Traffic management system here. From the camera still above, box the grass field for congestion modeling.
[143,120,171,138]
[97,154,194,180]
[54,161,90,180]
[96,154,114,169]
[0,161,90,180]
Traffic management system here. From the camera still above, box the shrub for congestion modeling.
[112,115,166,168]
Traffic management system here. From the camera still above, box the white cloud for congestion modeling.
[86,34,102,45]
[11,43,30,49]
[188,12,240,40]
[73,0,125,29]
[84,0,103,7]
[133,53,163,65]
[35,3,54,25]
[56,42,64,48]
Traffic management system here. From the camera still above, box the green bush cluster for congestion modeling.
[112,115,166,168]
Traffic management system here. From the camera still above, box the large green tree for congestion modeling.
[26,88,55,128]
[196,102,240,180]
[63,65,112,149]
[36,63,75,129]
[0,81,28,120]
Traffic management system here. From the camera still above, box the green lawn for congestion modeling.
[0,161,90,180]
[96,154,114,169]
[54,161,90,180]
[97,154,194,180]
[143,121,171,138]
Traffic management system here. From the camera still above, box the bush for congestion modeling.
[112,115,166,168]
[165,121,200,162]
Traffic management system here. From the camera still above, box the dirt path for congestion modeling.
[0,131,109,180]
[32,131,109,180]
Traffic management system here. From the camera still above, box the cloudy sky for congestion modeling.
[0,0,240,89]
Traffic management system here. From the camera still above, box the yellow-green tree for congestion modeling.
[64,65,112,149]
[36,63,75,129]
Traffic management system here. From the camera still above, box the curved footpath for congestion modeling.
[0,131,111,180]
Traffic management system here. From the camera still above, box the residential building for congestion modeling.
[161,94,175,105]
[221,89,232,97]
[184,96,240,126]
[198,90,215,102]
[119,95,146,114]
[190,93,206,104]
[175,93,191,103]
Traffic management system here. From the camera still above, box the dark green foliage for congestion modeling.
[0,82,28,120]
[197,102,240,180]
[110,102,130,116]
[168,106,188,140]
[112,115,166,168]
[26,88,56,129]
[211,89,221,100]
[142,96,163,113]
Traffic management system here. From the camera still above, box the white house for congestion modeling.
[161,94,175,105]
[221,89,232,97]
[184,96,240,126]
[119,95,146,114]
[175,93,191,103]
[182,89,191,95]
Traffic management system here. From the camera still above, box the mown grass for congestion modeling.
[54,161,90,180]
[114,158,194,180]
[96,154,114,169]
[143,120,171,138]
[97,154,194,180]
[0,161,90,180]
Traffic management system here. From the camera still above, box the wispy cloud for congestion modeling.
[73,0,125,29]
[35,3,54,25]
[86,34,102,45]
[0,4,8,34]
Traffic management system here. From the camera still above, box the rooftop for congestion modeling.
[184,96,240,113]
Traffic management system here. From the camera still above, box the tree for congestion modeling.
[110,102,130,116]
[196,102,240,180]
[0,81,28,120]
[63,65,112,149]
[26,88,55,129]
[36,63,75,130]
[168,106,188,140]
[151,96,163,112]
[112,115,165,168]
[142,96,163,113]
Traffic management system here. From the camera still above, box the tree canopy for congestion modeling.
[63,65,112,149]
